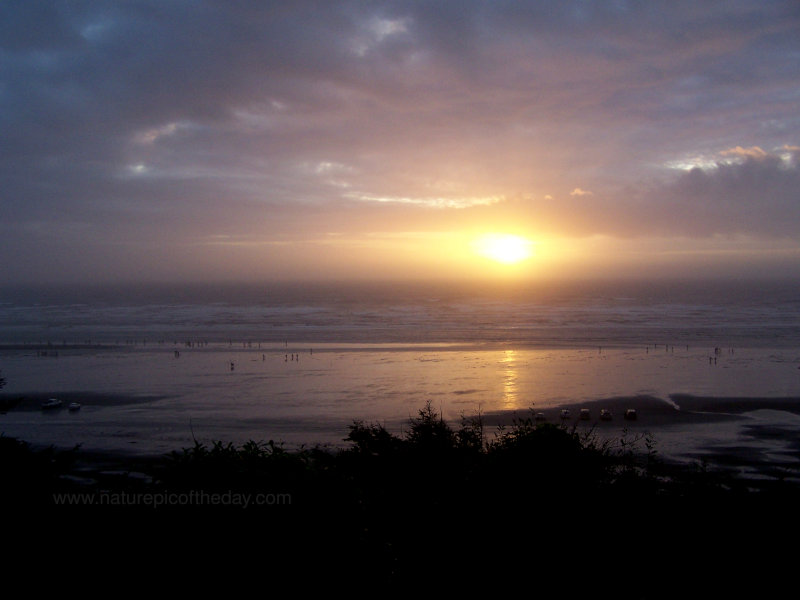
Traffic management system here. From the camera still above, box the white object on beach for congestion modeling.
[579,408,590,420]
[560,409,571,419]
[41,398,63,409]
[624,408,637,420]
[68,402,81,412]
[600,409,612,421]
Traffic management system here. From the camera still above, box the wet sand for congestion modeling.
[4,390,800,487]
[0,391,170,412]
[479,393,800,484]
[480,392,800,427]
[476,393,800,429]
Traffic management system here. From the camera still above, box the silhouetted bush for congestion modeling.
[5,402,798,586]
[0,435,80,507]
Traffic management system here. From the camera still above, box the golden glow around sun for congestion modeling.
[472,234,534,264]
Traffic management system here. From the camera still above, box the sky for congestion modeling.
[2,0,799,285]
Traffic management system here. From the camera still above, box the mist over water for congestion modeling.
[2,278,799,348]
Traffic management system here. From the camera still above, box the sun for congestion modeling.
[472,234,534,265]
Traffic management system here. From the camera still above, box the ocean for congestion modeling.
[1,278,800,464]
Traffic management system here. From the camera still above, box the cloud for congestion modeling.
[634,147,800,238]
[133,122,188,145]
[1,1,799,282]
[720,146,768,160]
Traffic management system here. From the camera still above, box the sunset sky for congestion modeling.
[2,1,799,284]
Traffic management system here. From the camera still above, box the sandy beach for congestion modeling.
[2,335,800,495]
[4,388,800,489]
[481,393,800,482]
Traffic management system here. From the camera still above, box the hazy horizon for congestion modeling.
[2,1,799,286]
[4,271,756,291]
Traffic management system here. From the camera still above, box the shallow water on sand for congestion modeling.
[2,342,799,460]
[2,279,800,466]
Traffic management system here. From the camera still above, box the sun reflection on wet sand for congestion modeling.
[500,349,521,409]
[3,343,800,455]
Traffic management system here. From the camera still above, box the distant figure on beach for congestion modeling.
[230,361,235,371]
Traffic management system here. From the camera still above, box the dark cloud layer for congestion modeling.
[1,1,799,282]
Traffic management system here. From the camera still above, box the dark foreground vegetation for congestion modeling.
[3,402,798,588]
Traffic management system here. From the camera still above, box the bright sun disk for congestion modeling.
[472,234,534,265]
